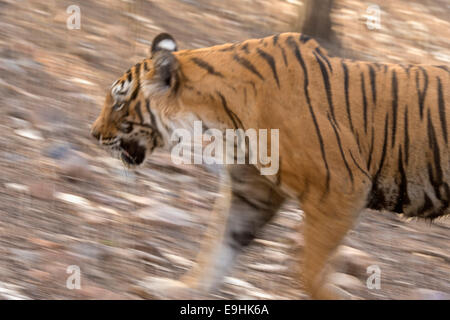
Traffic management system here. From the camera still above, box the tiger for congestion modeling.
[91,32,449,299]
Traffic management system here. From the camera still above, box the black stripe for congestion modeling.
[368,113,390,210]
[375,113,390,178]
[257,48,280,88]
[405,64,412,76]
[273,34,280,46]
[313,51,338,127]
[355,132,362,154]
[234,192,262,211]
[368,64,377,104]
[349,150,371,179]
[427,108,435,149]
[172,72,181,95]
[435,65,450,74]
[427,108,443,179]
[373,63,382,71]
[143,61,149,72]
[135,101,143,124]
[393,147,410,213]
[280,46,288,67]
[276,157,282,186]
[416,67,428,119]
[341,61,354,133]
[134,62,141,81]
[367,126,375,171]
[191,57,224,78]
[404,108,409,165]
[219,43,237,52]
[217,92,244,130]
[287,36,330,193]
[427,109,446,204]
[419,193,434,216]
[128,121,153,130]
[361,72,368,133]
[233,54,264,81]
[126,71,132,83]
[127,63,141,102]
[315,48,333,72]
[246,81,256,97]
[400,64,412,76]
[299,34,311,43]
[328,114,354,184]
[145,99,156,125]
[243,87,247,106]
[241,42,249,54]
[129,86,139,101]
[437,77,448,144]
[391,70,398,148]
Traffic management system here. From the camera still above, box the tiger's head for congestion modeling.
[92,32,258,168]
[90,33,183,167]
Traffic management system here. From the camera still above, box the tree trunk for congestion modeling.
[293,0,347,56]
[299,0,334,41]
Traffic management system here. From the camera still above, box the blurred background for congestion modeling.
[0,0,449,300]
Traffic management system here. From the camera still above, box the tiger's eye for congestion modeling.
[113,103,125,111]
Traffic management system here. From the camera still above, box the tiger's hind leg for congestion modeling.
[300,184,370,299]
[145,164,286,299]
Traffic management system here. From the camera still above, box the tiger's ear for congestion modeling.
[151,33,177,57]
[150,49,179,93]
[146,33,179,94]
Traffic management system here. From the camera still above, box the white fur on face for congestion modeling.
[156,39,176,51]
[111,78,133,100]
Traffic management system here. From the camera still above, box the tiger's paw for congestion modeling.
[131,277,196,300]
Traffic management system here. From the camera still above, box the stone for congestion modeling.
[115,191,155,206]
[78,211,107,225]
[0,282,30,300]
[70,241,112,262]
[43,143,90,181]
[162,253,194,269]
[248,263,288,273]
[9,248,40,267]
[26,269,51,283]
[224,277,256,290]
[249,290,275,300]
[326,272,366,293]
[14,128,43,140]
[29,237,63,250]
[330,245,378,279]
[58,151,90,181]
[78,285,128,300]
[263,248,288,263]
[55,192,92,209]
[135,204,197,229]
[321,283,357,300]
[43,143,73,160]
[4,183,29,193]
[410,288,450,300]
[131,277,194,300]
[133,249,171,266]
[28,181,54,200]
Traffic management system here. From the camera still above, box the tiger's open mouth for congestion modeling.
[119,139,146,166]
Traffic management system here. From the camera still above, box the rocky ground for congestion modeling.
[0,0,449,300]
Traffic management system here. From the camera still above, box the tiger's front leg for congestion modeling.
[144,164,285,299]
